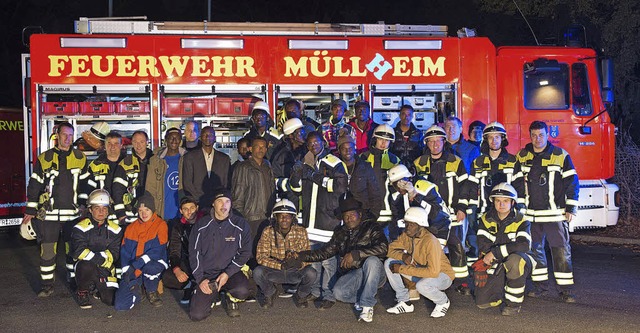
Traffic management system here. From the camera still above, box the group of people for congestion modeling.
[21,98,579,322]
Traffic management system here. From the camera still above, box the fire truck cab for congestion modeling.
[21,18,619,231]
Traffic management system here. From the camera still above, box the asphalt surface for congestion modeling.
[1,230,639,333]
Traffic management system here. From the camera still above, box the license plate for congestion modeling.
[0,218,22,227]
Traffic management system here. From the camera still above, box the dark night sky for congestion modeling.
[0,0,553,108]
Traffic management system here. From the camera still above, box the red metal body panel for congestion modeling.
[496,47,612,179]
[26,34,613,180]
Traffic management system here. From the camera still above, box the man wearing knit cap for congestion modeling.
[188,187,252,320]
[115,193,169,310]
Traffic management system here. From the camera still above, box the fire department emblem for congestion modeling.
[549,125,559,138]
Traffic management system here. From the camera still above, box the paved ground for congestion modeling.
[1,230,639,333]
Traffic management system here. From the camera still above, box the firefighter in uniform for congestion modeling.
[290,131,348,306]
[360,124,401,227]
[83,131,126,204]
[468,122,523,267]
[270,118,307,203]
[70,189,123,309]
[387,164,451,245]
[22,122,88,297]
[516,121,578,303]
[414,125,471,294]
[473,183,534,316]
[113,130,153,225]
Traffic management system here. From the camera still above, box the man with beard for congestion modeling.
[516,121,578,303]
[162,197,203,305]
[347,101,379,154]
[270,118,307,203]
[414,125,471,295]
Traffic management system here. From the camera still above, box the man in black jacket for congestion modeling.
[337,133,382,221]
[288,196,388,323]
[162,197,202,305]
[188,188,252,320]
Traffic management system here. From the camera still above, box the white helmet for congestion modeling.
[423,125,446,143]
[403,207,431,227]
[483,121,507,138]
[483,121,509,148]
[283,118,304,136]
[88,189,111,207]
[373,124,395,141]
[20,220,37,241]
[388,164,412,183]
[252,101,270,115]
[89,121,110,141]
[272,199,297,215]
[489,182,518,201]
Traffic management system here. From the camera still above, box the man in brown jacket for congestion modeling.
[385,207,455,318]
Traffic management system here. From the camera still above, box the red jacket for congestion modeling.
[348,119,378,154]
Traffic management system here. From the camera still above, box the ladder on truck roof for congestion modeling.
[74,17,448,37]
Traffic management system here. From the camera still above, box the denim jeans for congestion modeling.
[332,256,385,307]
[384,258,452,305]
[253,265,317,298]
[310,241,338,301]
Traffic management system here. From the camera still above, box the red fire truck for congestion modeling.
[21,18,618,231]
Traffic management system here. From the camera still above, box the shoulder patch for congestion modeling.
[74,218,94,232]
[323,154,342,166]
[107,220,122,234]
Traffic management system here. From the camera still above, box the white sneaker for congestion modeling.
[359,306,374,323]
[409,289,421,301]
[430,299,450,318]
[386,301,415,314]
